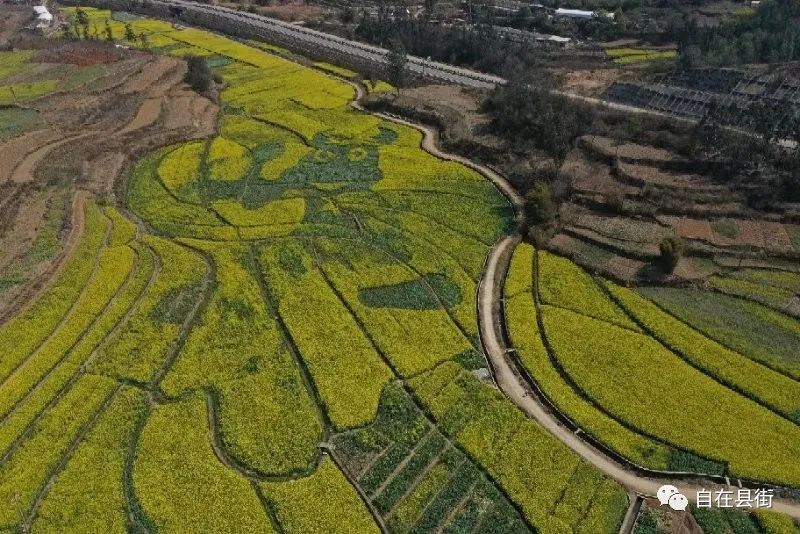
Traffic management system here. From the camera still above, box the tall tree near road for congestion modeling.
[104,20,114,42]
[387,38,408,93]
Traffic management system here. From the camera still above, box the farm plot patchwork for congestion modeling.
[709,274,800,316]
[638,287,800,380]
[160,241,324,476]
[332,382,532,533]
[507,246,800,485]
[540,303,800,486]
[1,7,592,532]
[2,5,797,531]
[0,49,112,105]
[537,250,641,330]
[409,362,628,533]
[604,282,800,420]
[504,244,719,474]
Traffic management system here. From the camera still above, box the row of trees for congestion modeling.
[64,9,213,94]
[679,0,800,67]
[64,9,150,46]
[482,71,592,163]
[354,14,539,77]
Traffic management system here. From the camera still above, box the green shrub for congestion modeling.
[659,236,683,272]
[184,55,212,92]
[525,182,556,224]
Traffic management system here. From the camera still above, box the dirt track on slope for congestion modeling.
[0,191,88,326]
[9,131,100,184]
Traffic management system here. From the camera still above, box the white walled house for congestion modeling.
[33,5,53,28]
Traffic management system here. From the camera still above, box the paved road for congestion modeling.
[143,0,503,89]
[162,0,713,118]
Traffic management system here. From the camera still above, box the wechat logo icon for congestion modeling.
[657,485,689,511]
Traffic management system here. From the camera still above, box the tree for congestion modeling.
[678,44,702,70]
[184,55,213,93]
[75,7,89,26]
[139,32,149,49]
[104,20,114,42]
[514,6,532,26]
[525,182,556,224]
[339,7,355,23]
[386,38,407,92]
[659,236,683,272]
[124,23,137,42]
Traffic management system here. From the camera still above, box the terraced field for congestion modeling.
[505,243,800,488]
[0,7,631,532]
[5,5,800,531]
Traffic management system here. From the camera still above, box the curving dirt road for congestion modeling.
[339,77,800,525]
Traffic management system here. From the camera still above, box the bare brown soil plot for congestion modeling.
[0,129,60,183]
[0,36,217,316]
[617,162,722,192]
[0,7,28,46]
[562,69,626,97]
[580,135,679,163]
[117,98,163,135]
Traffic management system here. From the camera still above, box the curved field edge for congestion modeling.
[505,243,677,472]
[501,238,800,486]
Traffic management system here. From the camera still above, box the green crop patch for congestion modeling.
[709,274,796,309]
[639,287,800,380]
[410,362,628,532]
[161,242,323,475]
[31,386,148,532]
[0,80,59,105]
[690,504,762,534]
[0,107,42,140]
[149,282,203,324]
[133,395,273,532]
[260,458,379,533]
[333,382,529,531]
[538,251,640,330]
[505,244,674,471]
[668,449,726,475]
[258,240,393,429]
[358,274,462,310]
[606,282,800,420]
[542,301,800,487]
